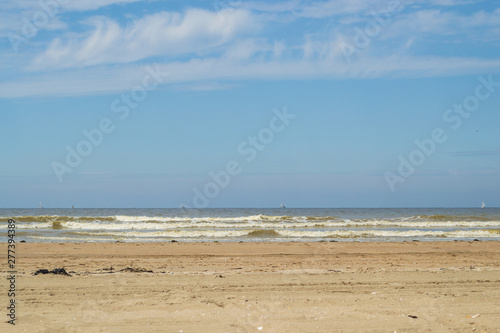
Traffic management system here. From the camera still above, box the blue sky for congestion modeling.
[1,0,499,208]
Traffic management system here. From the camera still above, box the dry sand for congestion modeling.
[2,241,500,332]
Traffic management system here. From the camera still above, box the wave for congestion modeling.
[5,209,499,242]
[276,229,500,238]
[2,213,498,225]
[74,230,250,238]
[113,214,300,223]
[3,218,500,230]
[4,213,500,243]
[0,215,116,223]
[52,228,500,240]
[247,230,281,237]
[416,214,495,222]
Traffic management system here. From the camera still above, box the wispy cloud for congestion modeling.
[0,0,145,12]
[223,38,275,60]
[173,82,242,92]
[3,55,500,98]
[2,0,500,98]
[296,0,389,18]
[426,0,479,6]
[386,8,500,40]
[238,0,401,17]
[0,0,146,37]
[61,0,146,12]
[31,8,258,69]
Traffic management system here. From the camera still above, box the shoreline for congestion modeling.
[6,241,500,332]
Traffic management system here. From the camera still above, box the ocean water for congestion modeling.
[2,208,500,243]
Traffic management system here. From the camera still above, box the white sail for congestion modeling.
[481,202,486,209]
[280,201,286,209]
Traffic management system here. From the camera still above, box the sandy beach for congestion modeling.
[3,241,500,332]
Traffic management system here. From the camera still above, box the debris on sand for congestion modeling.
[34,268,72,276]
[466,314,480,319]
[118,267,153,273]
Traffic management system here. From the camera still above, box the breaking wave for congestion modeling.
[3,208,499,242]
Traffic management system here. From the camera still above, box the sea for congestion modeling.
[2,208,500,243]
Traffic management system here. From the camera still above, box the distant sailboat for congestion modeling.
[280,201,286,209]
[481,201,486,209]
[38,201,43,209]
[180,203,186,209]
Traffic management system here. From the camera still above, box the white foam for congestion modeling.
[78,230,250,238]
[5,222,53,229]
[7,217,500,231]
[276,229,500,238]
[30,235,120,242]
[113,214,304,223]
[109,215,500,228]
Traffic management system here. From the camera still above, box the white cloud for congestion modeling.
[301,34,344,60]
[31,8,258,69]
[173,82,242,92]
[426,0,478,6]
[238,0,410,18]
[223,38,272,60]
[0,0,143,38]
[3,55,500,98]
[0,0,145,12]
[2,0,500,98]
[62,0,145,12]
[272,40,286,57]
[384,8,500,41]
[297,0,384,18]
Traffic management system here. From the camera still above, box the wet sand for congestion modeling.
[3,241,500,332]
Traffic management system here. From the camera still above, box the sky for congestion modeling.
[1,0,499,208]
